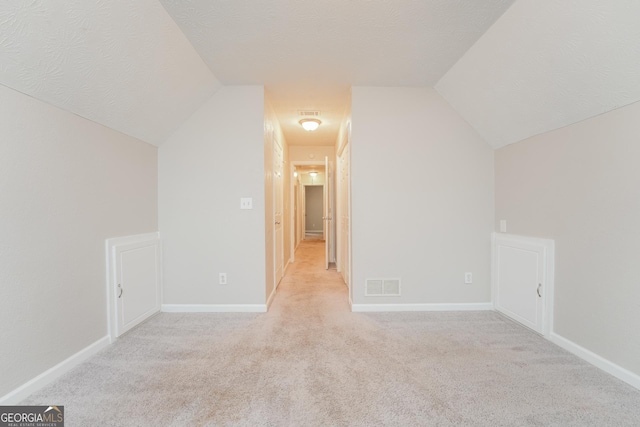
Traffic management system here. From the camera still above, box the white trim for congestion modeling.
[0,336,110,405]
[266,286,277,310]
[549,332,640,391]
[351,303,494,312]
[161,304,267,313]
[337,120,351,157]
[282,260,291,278]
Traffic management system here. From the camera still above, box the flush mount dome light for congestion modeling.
[309,171,318,177]
[299,118,321,131]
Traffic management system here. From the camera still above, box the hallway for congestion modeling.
[21,241,640,425]
[275,239,347,317]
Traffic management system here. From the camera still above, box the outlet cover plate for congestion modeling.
[240,198,253,210]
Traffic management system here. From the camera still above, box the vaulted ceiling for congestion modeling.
[1,1,639,149]
[436,1,640,148]
[158,0,516,146]
[0,0,220,146]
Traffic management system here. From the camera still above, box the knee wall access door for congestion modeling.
[106,233,161,339]
[492,233,555,336]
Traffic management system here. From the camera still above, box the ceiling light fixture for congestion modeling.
[299,118,321,132]
[309,172,318,177]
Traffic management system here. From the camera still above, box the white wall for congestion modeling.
[304,186,324,232]
[0,84,157,398]
[351,87,494,305]
[495,101,640,377]
[289,145,334,162]
[298,171,326,186]
[159,86,265,305]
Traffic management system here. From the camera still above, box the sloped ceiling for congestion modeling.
[158,0,515,145]
[4,1,634,150]
[436,0,640,149]
[0,0,221,146]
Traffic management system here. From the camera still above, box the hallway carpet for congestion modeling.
[23,240,640,426]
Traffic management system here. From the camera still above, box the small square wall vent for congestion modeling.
[365,278,401,296]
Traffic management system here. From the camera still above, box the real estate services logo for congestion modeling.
[0,406,64,427]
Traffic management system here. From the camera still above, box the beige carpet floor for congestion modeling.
[22,240,640,426]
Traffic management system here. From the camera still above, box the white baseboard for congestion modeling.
[161,304,267,313]
[0,335,110,405]
[549,332,640,391]
[351,303,494,312]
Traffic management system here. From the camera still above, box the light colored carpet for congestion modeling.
[23,240,640,426]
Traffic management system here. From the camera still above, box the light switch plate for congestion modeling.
[499,220,507,233]
[240,198,252,210]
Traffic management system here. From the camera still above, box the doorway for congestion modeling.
[290,161,336,269]
[304,185,323,239]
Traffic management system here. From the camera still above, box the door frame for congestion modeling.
[336,139,351,300]
[273,136,284,288]
[289,160,325,263]
[302,183,325,239]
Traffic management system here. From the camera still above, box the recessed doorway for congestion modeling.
[290,161,336,269]
[304,185,323,239]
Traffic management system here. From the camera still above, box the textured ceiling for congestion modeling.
[436,0,640,149]
[0,0,221,146]
[6,0,630,151]
[159,0,515,145]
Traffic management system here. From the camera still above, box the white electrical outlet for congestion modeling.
[219,273,227,285]
[240,198,253,209]
[464,272,473,284]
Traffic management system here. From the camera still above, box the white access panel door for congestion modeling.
[107,233,161,338]
[493,233,554,336]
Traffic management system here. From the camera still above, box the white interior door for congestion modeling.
[301,185,306,239]
[493,233,554,335]
[274,137,284,285]
[338,143,350,289]
[324,156,335,269]
[293,182,298,249]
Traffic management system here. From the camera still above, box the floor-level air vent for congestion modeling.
[365,279,401,296]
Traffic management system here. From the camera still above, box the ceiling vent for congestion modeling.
[299,110,321,117]
[365,279,401,296]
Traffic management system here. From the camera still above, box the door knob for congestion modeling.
[118,284,123,298]
[537,283,542,298]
